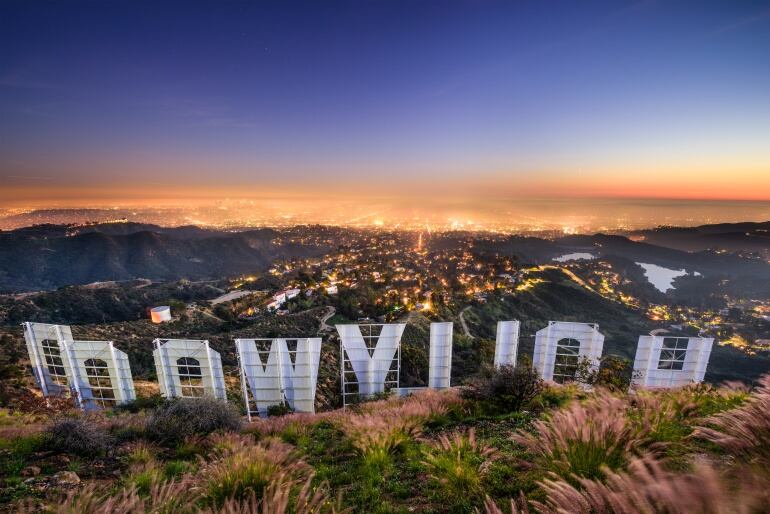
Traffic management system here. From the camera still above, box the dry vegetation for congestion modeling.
[1,372,768,513]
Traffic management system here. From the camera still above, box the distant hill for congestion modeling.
[630,221,770,256]
[4,220,770,292]
[553,233,770,279]
[466,229,770,282]
[0,224,325,292]
[459,267,770,384]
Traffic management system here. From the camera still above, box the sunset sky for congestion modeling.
[1,0,770,207]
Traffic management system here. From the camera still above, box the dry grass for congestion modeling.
[198,435,313,508]
[479,494,530,514]
[245,389,463,461]
[532,455,761,514]
[208,477,346,514]
[246,412,325,438]
[341,389,463,458]
[422,428,500,501]
[121,440,157,466]
[511,392,649,481]
[694,374,770,464]
[48,434,337,513]
[15,377,770,514]
[33,476,199,514]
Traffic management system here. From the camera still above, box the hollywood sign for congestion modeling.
[23,320,714,418]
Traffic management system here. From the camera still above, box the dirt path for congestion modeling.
[459,306,473,338]
[319,306,336,332]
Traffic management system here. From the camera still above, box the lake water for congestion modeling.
[554,252,595,262]
[637,262,688,292]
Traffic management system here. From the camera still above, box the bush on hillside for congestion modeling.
[421,429,499,508]
[695,374,770,464]
[575,355,633,391]
[199,435,312,508]
[512,393,647,482]
[266,402,293,417]
[46,416,114,457]
[462,363,544,413]
[144,397,242,445]
[114,394,164,413]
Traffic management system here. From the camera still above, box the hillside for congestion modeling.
[2,266,768,415]
[3,221,770,294]
[631,221,770,256]
[0,225,326,292]
[455,267,770,384]
[554,234,770,278]
[1,373,769,512]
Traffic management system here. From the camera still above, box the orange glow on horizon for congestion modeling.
[2,160,770,208]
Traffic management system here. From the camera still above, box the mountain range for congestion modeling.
[0,223,326,292]
[1,221,769,293]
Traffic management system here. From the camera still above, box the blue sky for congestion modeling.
[1,0,769,200]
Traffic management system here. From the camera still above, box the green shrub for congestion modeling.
[266,402,293,417]
[421,429,499,510]
[174,437,207,460]
[125,442,155,466]
[462,364,544,413]
[112,424,144,443]
[575,355,633,391]
[126,465,165,496]
[531,383,583,411]
[144,397,242,445]
[0,435,45,477]
[199,437,311,508]
[45,417,114,457]
[114,394,164,413]
[163,459,193,478]
[512,394,643,482]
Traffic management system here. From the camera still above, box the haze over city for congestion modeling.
[2,0,770,231]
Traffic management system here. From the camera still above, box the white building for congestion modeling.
[285,288,300,300]
[150,306,172,323]
[533,321,605,383]
[632,335,714,388]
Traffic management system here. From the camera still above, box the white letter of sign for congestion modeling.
[494,320,520,368]
[337,324,405,396]
[428,322,453,389]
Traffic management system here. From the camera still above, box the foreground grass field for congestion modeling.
[1,372,769,513]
